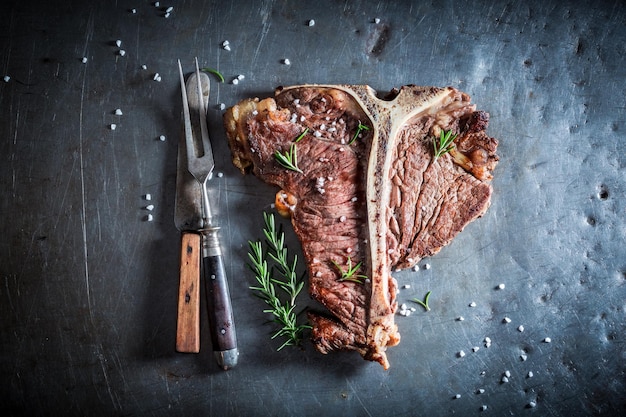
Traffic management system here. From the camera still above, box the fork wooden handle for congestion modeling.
[176,232,201,353]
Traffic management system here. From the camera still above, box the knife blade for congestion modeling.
[177,59,238,370]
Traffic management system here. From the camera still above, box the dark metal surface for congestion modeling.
[1,0,625,415]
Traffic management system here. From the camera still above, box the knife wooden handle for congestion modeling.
[176,232,201,353]
[202,229,238,370]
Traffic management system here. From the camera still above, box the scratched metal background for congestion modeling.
[1,0,625,415]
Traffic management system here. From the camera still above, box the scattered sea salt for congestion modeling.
[424,263,431,270]
[454,394,461,399]
[543,337,552,343]
[118,49,126,57]
[527,371,534,378]
[154,1,160,6]
[456,316,465,321]
[283,58,291,65]
[153,73,161,81]
[520,354,528,361]
[81,57,88,64]
[164,12,170,18]
[114,108,123,116]
[528,401,537,408]
[141,64,147,70]
[308,19,315,26]
[219,103,226,110]
[144,193,152,201]
[472,346,480,352]
[458,350,466,358]
[145,205,154,211]
[3,75,10,82]
[166,6,173,13]
[501,376,509,383]
[503,317,511,323]
[216,172,224,178]
[469,301,477,307]
[497,283,505,290]
[402,284,411,289]
[480,405,488,411]
[339,215,346,223]
[374,18,381,24]
[131,8,137,14]
[412,265,420,272]
[236,74,245,80]
[477,388,485,394]
[504,370,511,378]
[110,123,117,130]
[518,325,525,332]
[146,214,154,222]
[115,40,122,47]
[159,135,166,141]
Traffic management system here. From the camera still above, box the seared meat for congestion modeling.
[224,84,499,369]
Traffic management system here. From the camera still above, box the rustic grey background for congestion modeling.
[1,0,625,415]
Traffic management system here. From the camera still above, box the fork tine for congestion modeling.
[178,59,194,162]
[194,57,212,166]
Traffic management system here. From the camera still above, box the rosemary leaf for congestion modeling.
[274,143,303,173]
[349,122,371,145]
[248,212,311,350]
[200,67,225,83]
[412,291,432,311]
[433,130,457,159]
[294,127,309,143]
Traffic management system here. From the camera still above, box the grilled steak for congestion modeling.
[224,85,499,369]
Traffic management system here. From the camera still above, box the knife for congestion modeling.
[175,59,238,370]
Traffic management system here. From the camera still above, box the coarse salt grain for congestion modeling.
[402,284,411,289]
[472,346,480,352]
[216,172,224,178]
[528,401,537,408]
[543,337,552,343]
[224,45,231,51]
[469,301,477,307]
[153,73,161,81]
[520,354,528,361]
[458,350,466,358]
[81,57,88,64]
[424,263,431,270]
[145,204,154,211]
[339,215,346,222]
[283,58,291,65]
[497,283,505,289]
[374,18,381,24]
[141,64,147,70]
[480,405,488,411]
[146,214,154,222]
[527,371,534,378]
[518,325,525,332]
[144,193,151,201]
[503,317,511,323]
[164,12,170,18]
[477,388,485,394]
[501,376,509,383]
[504,370,511,378]
[166,6,173,13]
[237,74,245,80]
[159,135,166,141]
[115,40,122,47]
[457,316,465,321]
[115,109,123,116]
[131,8,136,13]
[110,124,117,130]
[219,103,226,110]
[154,1,160,6]
[118,50,126,56]
[231,78,239,85]
[308,19,315,26]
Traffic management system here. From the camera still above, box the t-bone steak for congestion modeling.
[224,84,499,369]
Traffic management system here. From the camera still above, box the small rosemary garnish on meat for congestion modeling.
[200,67,225,83]
[294,127,309,143]
[331,257,367,284]
[274,143,303,173]
[248,212,311,350]
[411,291,432,311]
[349,122,370,145]
[432,130,457,159]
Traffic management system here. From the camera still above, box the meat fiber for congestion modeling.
[224,84,499,369]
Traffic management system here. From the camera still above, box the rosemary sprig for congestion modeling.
[200,67,225,83]
[432,130,457,159]
[248,212,310,350]
[411,291,432,311]
[331,257,367,284]
[349,122,370,145]
[294,127,309,143]
[274,143,302,173]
